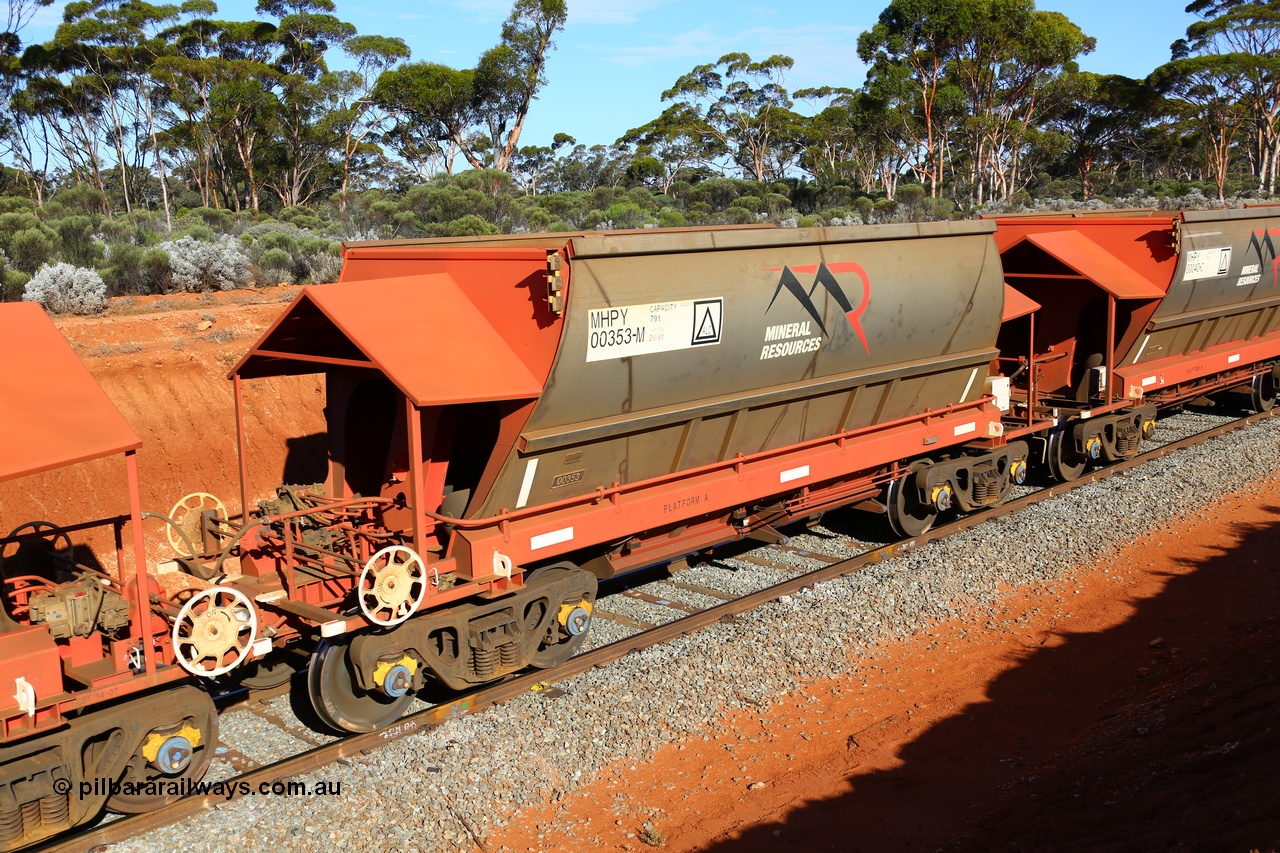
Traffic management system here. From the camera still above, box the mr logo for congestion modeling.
[1248,229,1280,285]
[764,261,872,354]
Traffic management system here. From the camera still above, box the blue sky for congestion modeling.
[27,0,1198,149]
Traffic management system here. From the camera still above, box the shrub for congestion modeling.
[656,207,687,228]
[3,270,30,302]
[257,247,295,282]
[303,248,343,283]
[601,201,654,230]
[100,243,145,295]
[160,235,251,292]
[443,215,500,237]
[54,215,102,265]
[8,228,55,273]
[23,263,107,315]
[141,248,172,292]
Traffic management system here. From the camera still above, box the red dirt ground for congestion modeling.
[491,480,1280,853]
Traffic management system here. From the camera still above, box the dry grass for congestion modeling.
[85,342,145,357]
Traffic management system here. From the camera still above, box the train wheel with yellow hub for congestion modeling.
[307,635,414,734]
[522,563,598,669]
[106,688,218,813]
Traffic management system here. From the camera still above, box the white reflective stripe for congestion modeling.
[779,465,809,483]
[321,620,346,638]
[960,367,978,402]
[531,527,574,551]
[1141,375,1158,387]
[1133,334,1150,363]
[250,638,273,657]
[516,458,539,509]
[953,421,977,437]
[1228,353,1241,364]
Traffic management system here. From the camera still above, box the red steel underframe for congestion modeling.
[238,398,1006,644]
[1116,328,1280,402]
[453,400,1004,590]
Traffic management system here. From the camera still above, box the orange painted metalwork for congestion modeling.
[0,302,141,480]
[1001,284,1040,322]
[1020,229,1168,301]
[233,275,544,405]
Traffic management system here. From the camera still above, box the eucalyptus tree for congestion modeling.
[1,0,56,205]
[659,52,803,182]
[38,0,191,213]
[154,14,279,212]
[943,0,1094,204]
[372,61,479,174]
[509,131,572,194]
[0,0,52,114]
[331,34,409,207]
[1042,72,1151,199]
[255,0,355,207]
[858,0,967,197]
[794,86,906,197]
[1163,0,1280,194]
[373,0,565,173]
[475,0,566,172]
[618,104,720,194]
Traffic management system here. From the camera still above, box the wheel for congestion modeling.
[171,586,257,677]
[308,635,413,734]
[884,461,938,538]
[521,563,598,669]
[1047,426,1087,483]
[357,545,427,627]
[107,690,217,814]
[1250,369,1278,412]
[166,492,227,558]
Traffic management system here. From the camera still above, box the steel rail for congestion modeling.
[36,406,1278,853]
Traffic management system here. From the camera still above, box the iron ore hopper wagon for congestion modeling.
[208,221,1028,733]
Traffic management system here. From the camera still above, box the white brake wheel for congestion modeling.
[167,492,228,557]
[171,586,257,677]
[358,545,427,627]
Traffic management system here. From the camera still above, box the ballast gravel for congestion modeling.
[111,412,1280,853]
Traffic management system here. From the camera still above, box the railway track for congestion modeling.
[39,404,1277,853]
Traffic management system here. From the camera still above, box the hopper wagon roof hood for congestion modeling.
[232,274,542,405]
[0,302,142,480]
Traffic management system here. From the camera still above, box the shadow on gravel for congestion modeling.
[703,505,1280,853]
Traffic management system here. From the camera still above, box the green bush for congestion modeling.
[100,243,144,295]
[443,215,500,237]
[9,228,55,273]
[257,247,295,280]
[656,207,687,228]
[854,197,875,223]
[601,202,654,229]
[188,206,234,231]
[3,270,30,302]
[53,216,101,266]
[0,197,34,214]
[141,248,171,292]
